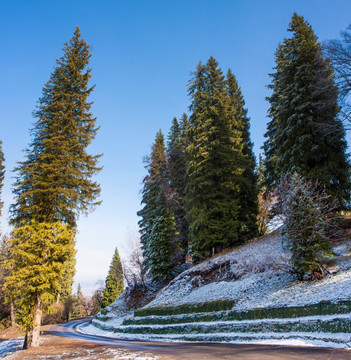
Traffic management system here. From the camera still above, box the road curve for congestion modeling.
[47,320,351,360]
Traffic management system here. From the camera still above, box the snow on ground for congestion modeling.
[82,231,351,349]
[0,338,23,358]
[79,323,351,350]
[144,233,351,311]
[7,346,159,360]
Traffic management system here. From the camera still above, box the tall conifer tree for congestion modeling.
[226,70,258,239]
[11,26,101,227]
[101,247,124,308]
[10,27,101,301]
[264,13,350,207]
[6,28,101,347]
[167,115,189,263]
[138,131,177,281]
[186,57,248,261]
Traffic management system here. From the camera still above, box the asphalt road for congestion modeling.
[48,320,351,360]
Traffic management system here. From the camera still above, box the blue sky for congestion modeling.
[1,0,351,294]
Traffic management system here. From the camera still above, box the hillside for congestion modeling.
[81,226,351,349]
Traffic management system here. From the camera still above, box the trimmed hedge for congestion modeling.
[126,300,351,326]
[134,300,235,317]
[117,316,351,335]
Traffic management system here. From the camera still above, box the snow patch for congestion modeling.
[0,338,23,358]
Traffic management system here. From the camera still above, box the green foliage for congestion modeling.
[101,247,124,308]
[167,115,189,264]
[10,27,101,302]
[186,57,254,261]
[138,131,177,281]
[226,70,258,240]
[10,27,101,229]
[3,221,74,333]
[256,154,270,236]
[134,300,234,317]
[127,300,351,326]
[71,284,88,318]
[264,13,350,208]
[0,235,11,328]
[277,174,336,280]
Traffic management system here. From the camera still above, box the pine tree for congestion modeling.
[101,247,124,308]
[167,115,189,263]
[11,26,101,228]
[138,130,177,281]
[10,27,101,304]
[4,221,74,348]
[226,70,258,239]
[264,13,350,207]
[7,28,101,348]
[186,57,248,261]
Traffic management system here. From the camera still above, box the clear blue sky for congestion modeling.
[1,0,351,294]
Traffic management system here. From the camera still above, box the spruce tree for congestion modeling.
[226,70,258,239]
[264,13,350,207]
[10,27,101,302]
[7,28,101,347]
[167,115,189,263]
[186,57,248,261]
[138,130,177,281]
[4,221,74,348]
[101,247,124,308]
[11,27,101,227]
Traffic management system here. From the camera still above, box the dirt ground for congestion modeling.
[2,325,161,359]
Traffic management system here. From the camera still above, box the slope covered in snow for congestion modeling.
[82,228,351,349]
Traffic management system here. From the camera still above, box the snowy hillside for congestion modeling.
[81,229,351,349]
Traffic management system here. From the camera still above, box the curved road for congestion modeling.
[48,320,351,360]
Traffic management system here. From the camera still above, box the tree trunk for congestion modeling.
[56,293,60,304]
[23,333,31,350]
[30,296,43,348]
[10,302,15,327]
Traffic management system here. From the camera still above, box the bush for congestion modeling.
[275,173,338,280]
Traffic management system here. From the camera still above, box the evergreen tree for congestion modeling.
[186,57,248,261]
[101,247,124,308]
[4,221,74,348]
[71,284,88,318]
[256,154,270,236]
[10,27,101,302]
[264,13,350,207]
[277,173,335,280]
[0,235,11,328]
[167,115,189,263]
[11,26,101,227]
[226,70,258,239]
[138,131,177,281]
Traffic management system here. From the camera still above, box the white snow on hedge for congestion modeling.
[82,231,351,350]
